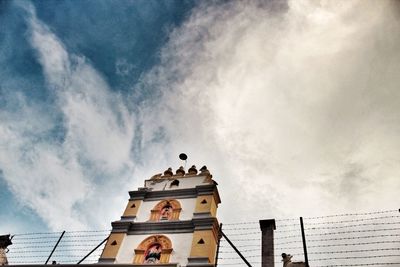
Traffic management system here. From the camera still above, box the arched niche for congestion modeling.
[133,235,173,264]
[150,199,182,221]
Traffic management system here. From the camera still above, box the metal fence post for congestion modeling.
[300,217,309,267]
[45,231,65,264]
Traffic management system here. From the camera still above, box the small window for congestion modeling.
[130,203,136,208]
[201,199,207,204]
[111,240,117,246]
[197,238,205,244]
[170,180,179,187]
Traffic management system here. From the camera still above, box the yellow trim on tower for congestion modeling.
[133,249,145,264]
[189,229,218,263]
[160,248,173,263]
[122,200,142,217]
[100,233,125,259]
[194,194,218,217]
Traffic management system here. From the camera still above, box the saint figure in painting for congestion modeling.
[160,205,172,220]
[144,244,162,264]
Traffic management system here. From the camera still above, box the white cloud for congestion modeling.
[137,0,400,220]
[0,3,135,230]
[1,0,400,237]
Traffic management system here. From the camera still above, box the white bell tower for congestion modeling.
[99,165,221,267]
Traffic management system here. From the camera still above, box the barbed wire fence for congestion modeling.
[218,209,400,267]
[6,230,110,264]
[3,209,400,266]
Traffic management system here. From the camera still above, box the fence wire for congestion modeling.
[3,209,400,266]
[6,230,110,264]
[218,209,400,267]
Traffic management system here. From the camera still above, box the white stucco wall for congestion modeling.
[135,198,196,222]
[115,233,193,266]
[145,176,209,191]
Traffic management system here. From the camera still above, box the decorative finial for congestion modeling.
[150,173,162,180]
[176,166,185,176]
[163,168,173,177]
[199,165,210,174]
[188,165,198,174]
[179,153,188,168]
[179,153,188,161]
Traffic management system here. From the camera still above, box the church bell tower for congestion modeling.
[99,165,221,267]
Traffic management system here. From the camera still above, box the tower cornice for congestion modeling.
[110,217,219,235]
[128,184,220,203]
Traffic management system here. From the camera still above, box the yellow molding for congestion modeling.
[122,200,142,217]
[133,249,145,264]
[189,230,218,264]
[194,195,218,217]
[100,233,125,259]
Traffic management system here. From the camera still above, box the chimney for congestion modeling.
[259,219,276,267]
[0,235,12,266]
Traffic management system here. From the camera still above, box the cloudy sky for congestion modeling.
[1,0,400,235]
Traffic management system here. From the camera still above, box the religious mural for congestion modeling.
[134,235,173,264]
[150,199,181,221]
[160,204,173,220]
[144,243,162,264]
